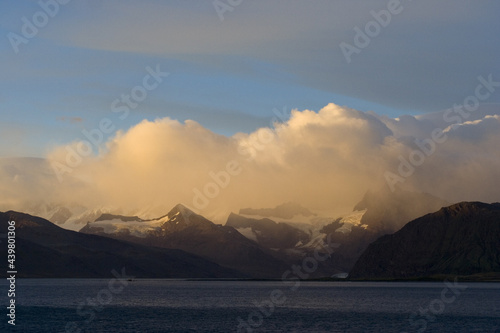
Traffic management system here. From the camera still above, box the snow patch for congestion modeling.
[335,209,367,233]
[235,227,258,242]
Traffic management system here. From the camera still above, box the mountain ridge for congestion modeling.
[0,210,241,278]
[81,204,290,278]
[348,201,500,279]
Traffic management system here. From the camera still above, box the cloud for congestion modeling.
[1,103,499,223]
[409,114,500,203]
[443,115,500,142]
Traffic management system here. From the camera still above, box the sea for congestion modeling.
[1,279,499,332]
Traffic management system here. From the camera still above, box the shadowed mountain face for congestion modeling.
[319,219,380,274]
[81,204,289,278]
[0,211,241,278]
[226,212,310,249]
[349,202,500,279]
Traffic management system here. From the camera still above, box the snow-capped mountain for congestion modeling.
[6,186,455,278]
[0,210,240,278]
[81,204,289,278]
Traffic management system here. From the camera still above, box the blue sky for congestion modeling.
[1,0,499,157]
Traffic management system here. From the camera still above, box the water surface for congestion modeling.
[1,279,499,332]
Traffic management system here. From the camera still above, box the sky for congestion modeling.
[0,1,499,221]
[1,0,498,157]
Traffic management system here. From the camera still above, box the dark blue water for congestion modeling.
[1,279,499,332]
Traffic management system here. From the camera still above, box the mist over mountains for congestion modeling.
[1,103,499,279]
[3,186,497,280]
[1,103,499,223]
[1,3,499,331]
[80,204,289,278]
[2,197,499,280]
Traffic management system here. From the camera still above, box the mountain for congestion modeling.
[239,202,316,219]
[224,189,451,277]
[95,214,143,222]
[225,213,364,278]
[319,218,380,274]
[349,202,500,280]
[3,201,115,231]
[0,211,240,278]
[80,204,289,278]
[226,212,310,249]
[312,188,449,275]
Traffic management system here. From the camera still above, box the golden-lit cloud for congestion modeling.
[1,103,500,223]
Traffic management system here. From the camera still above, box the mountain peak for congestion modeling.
[168,203,195,220]
[3,211,58,230]
[158,203,214,230]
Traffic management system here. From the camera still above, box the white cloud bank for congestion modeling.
[1,103,500,222]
